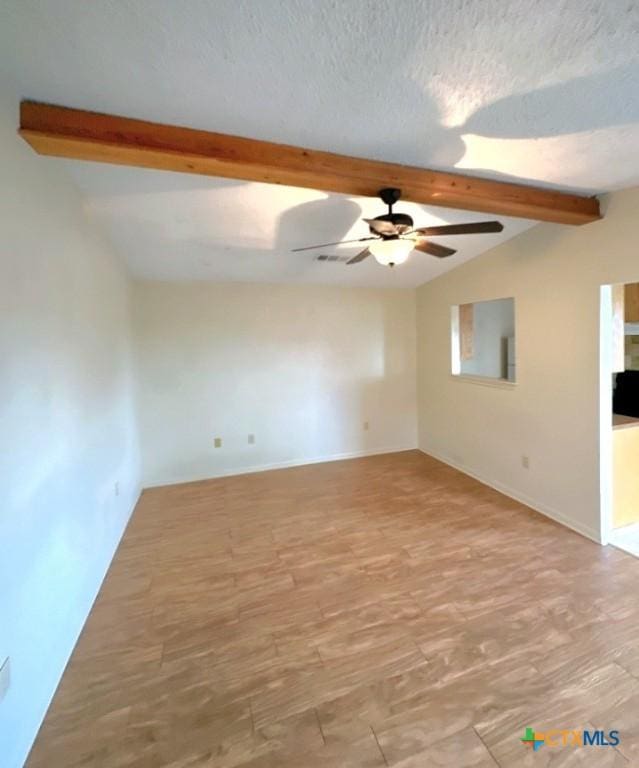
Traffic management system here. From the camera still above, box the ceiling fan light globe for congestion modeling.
[368,238,413,266]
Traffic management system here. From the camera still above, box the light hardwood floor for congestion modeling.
[26,451,639,767]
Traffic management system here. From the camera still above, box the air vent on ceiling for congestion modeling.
[315,254,350,263]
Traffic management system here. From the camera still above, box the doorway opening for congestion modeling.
[601,282,639,554]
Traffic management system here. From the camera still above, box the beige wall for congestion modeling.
[417,187,639,542]
[134,282,417,486]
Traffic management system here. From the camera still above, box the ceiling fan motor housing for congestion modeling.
[370,212,414,237]
[372,188,414,236]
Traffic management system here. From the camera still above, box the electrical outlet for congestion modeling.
[363,421,369,431]
[114,481,120,497]
[214,437,222,448]
[0,657,10,703]
[521,455,530,469]
[248,434,255,445]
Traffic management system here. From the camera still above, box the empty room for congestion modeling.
[2,2,639,766]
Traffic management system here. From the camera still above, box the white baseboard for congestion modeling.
[420,447,602,545]
[144,445,418,489]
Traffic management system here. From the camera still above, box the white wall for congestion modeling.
[0,89,141,768]
[134,282,417,486]
[417,187,639,543]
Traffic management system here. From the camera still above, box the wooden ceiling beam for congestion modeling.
[19,101,600,225]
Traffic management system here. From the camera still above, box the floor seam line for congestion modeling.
[472,725,501,767]
[370,725,389,767]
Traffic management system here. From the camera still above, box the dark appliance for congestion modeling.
[613,370,639,418]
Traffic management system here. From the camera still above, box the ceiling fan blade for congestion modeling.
[346,248,371,265]
[414,240,457,258]
[292,237,376,253]
[413,221,504,236]
[363,218,398,236]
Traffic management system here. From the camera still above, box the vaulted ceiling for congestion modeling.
[2,0,638,287]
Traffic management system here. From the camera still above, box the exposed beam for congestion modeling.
[19,101,601,225]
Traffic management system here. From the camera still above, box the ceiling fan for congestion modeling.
[292,188,504,267]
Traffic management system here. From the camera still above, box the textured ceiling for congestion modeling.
[66,164,532,287]
[2,0,638,286]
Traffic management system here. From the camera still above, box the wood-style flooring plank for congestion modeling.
[25,451,639,767]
